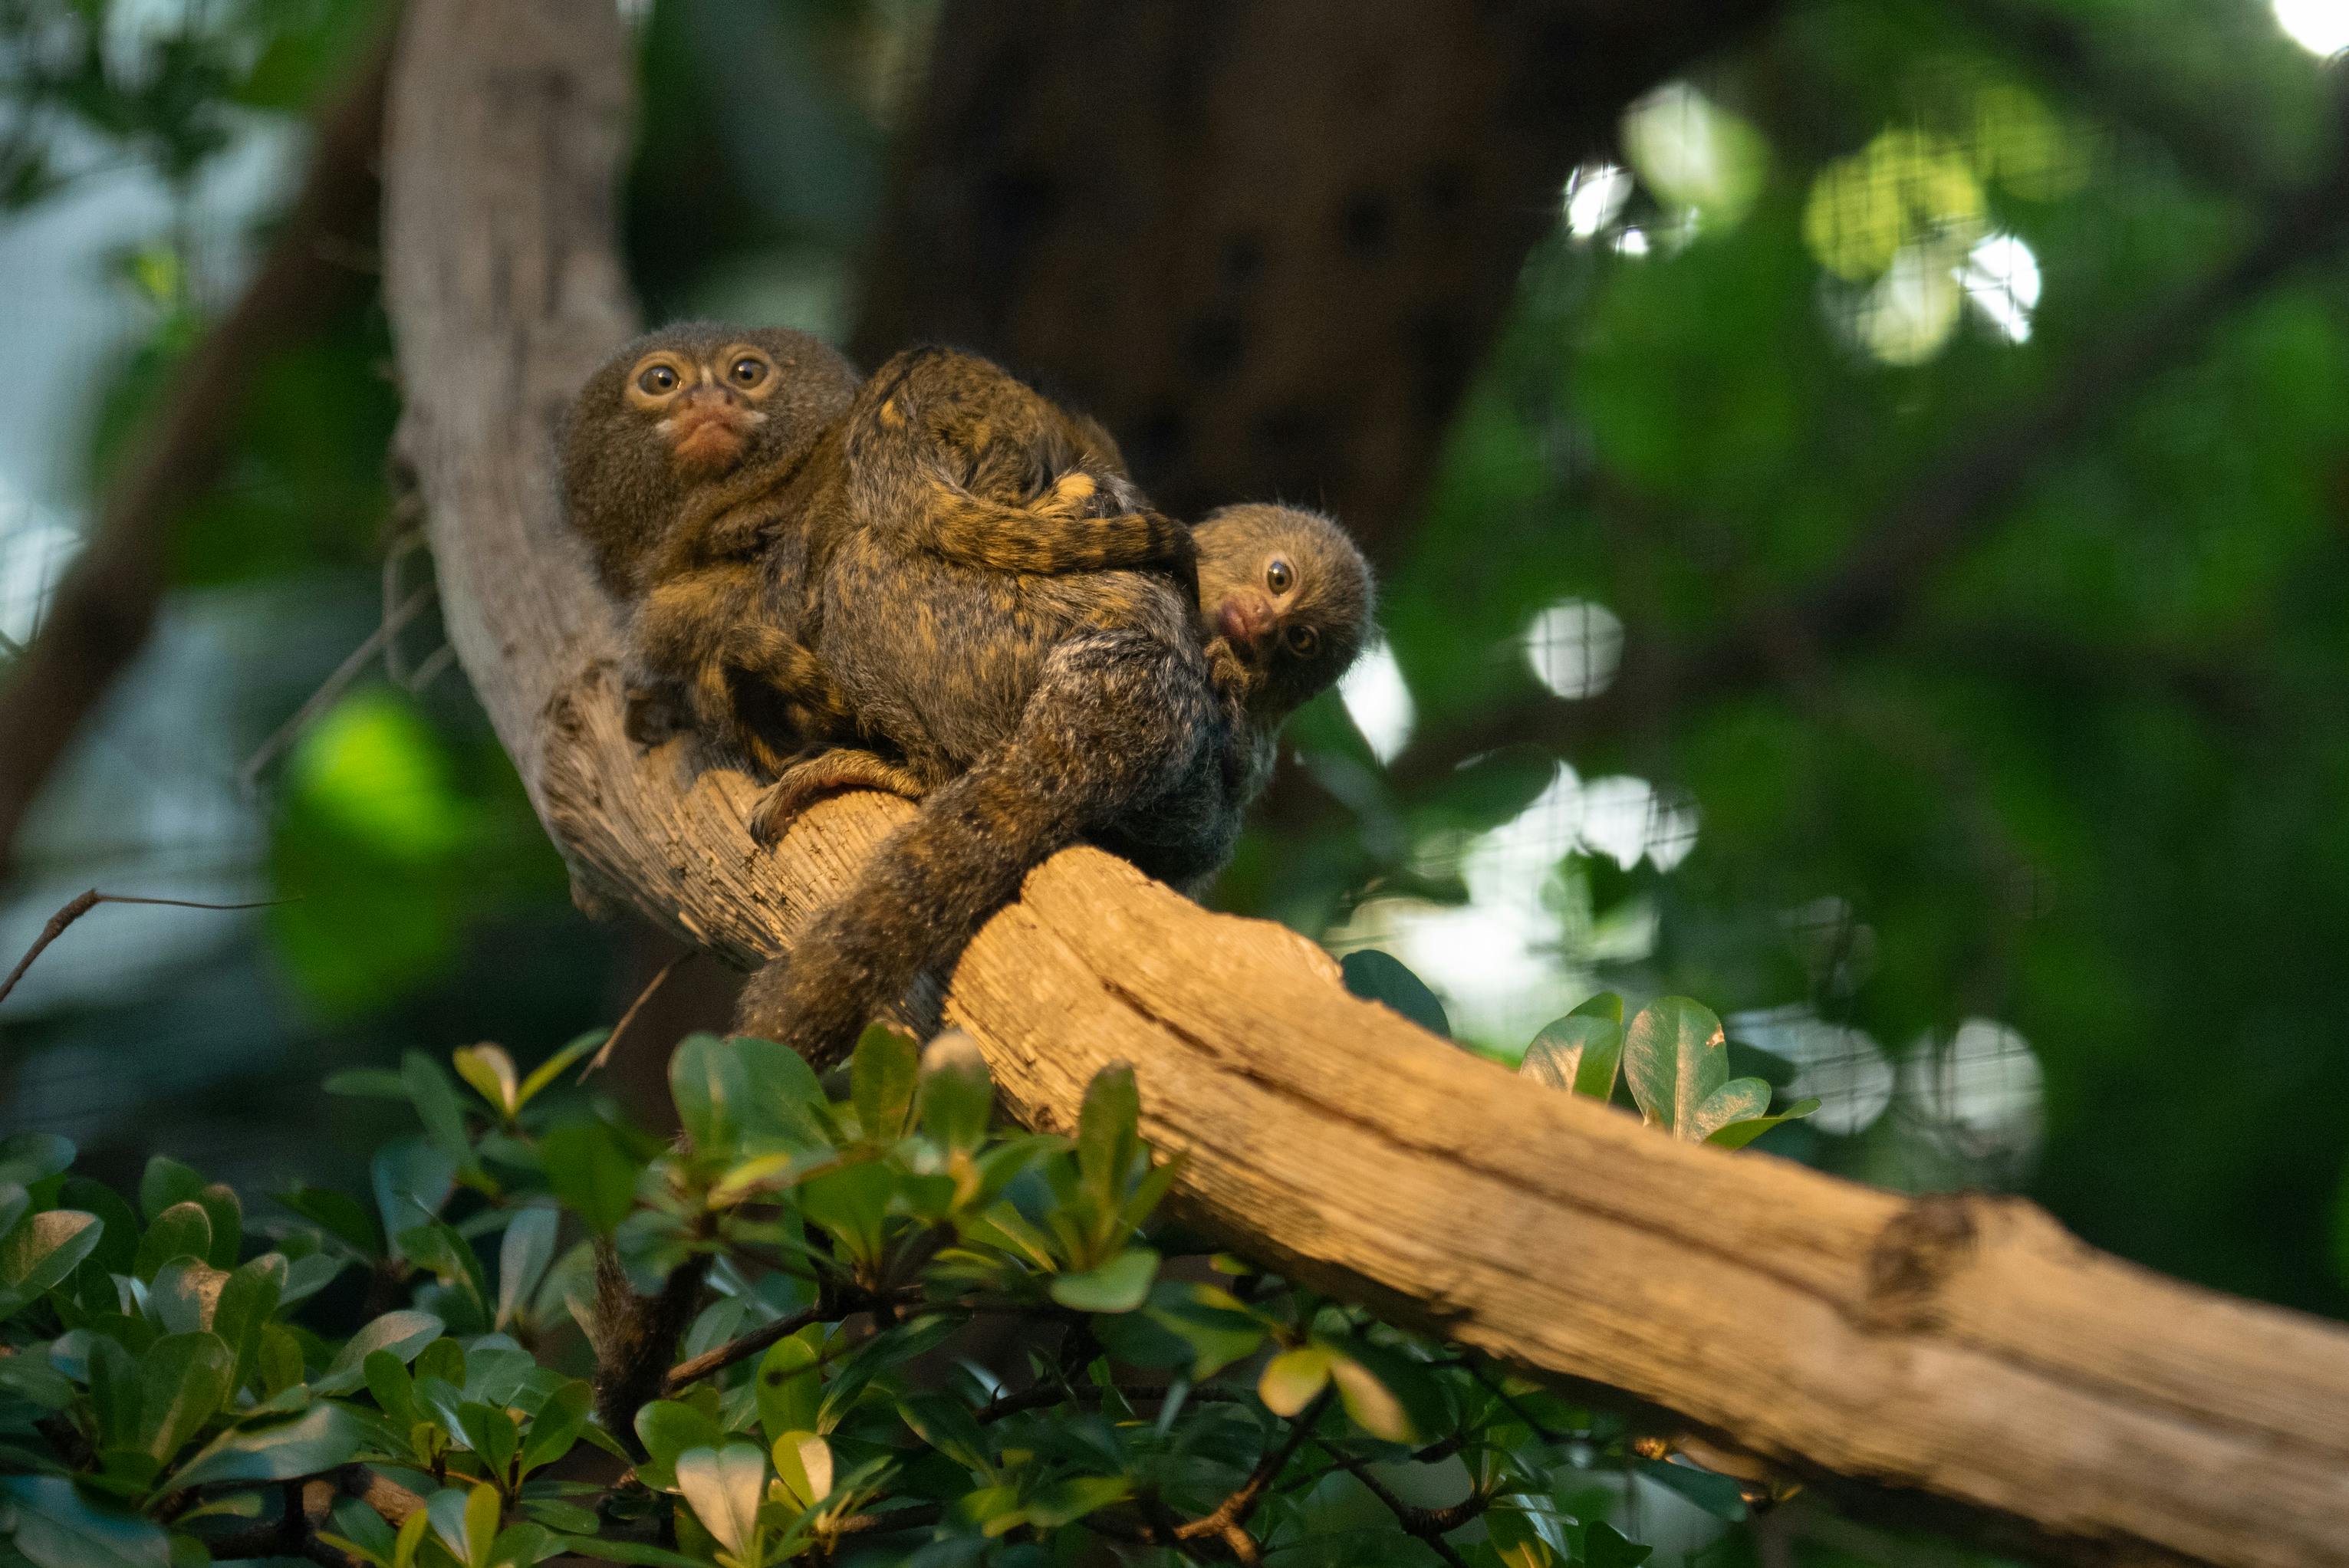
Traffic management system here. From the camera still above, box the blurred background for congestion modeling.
[3,0,2347,1457]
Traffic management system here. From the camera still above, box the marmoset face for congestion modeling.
[621,339,784,473]
[1192,503,1375,722]
[561,323,855,596]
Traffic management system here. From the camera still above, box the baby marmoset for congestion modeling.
[560,329,1195,777]
[734,347,1376,1065]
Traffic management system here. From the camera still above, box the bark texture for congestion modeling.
[851,0,1782,564]
[380,5,2349,1566]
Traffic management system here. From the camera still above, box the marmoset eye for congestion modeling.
[730,355,770,388]
[637,363,680,396]
[1265,557,1294,593]
[1285,625,1318,658]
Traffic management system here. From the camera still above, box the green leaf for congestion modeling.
[918,1033,993,1155]
[0,1183,23,1245]
[896,1391,993,1473]
[1340,949,1451,1037]
[273,1184,381,1260]
[135,1332,234,1464]
[0,1476,169,1568]
[452,1044,520,1118]
[314,1310,444,1395]
[1257,1346,1332,1416]
[1685,1077,1772,1143]
[516,1031,606,1110]
[1327,1339,1444,1443]
[1,1209,105,1307]
[850,1025,920,1144]
[540,1122,641,1235]
[1707,1098,1821,1149]
[148,1256,229,1335]
[364,1350,421,1429]
[257,1325,306,1399]
[676,1444,766,1554]
[212,1254,288,1392]
[729,1037,833,1155]
[462,1400,520,1481]
[1050,1247,1160,1313]
[754,1330,824,1442]
[58,1178,139,1277]
[551,1540,706,1567]
[769,1431,832,1509]
[798,1160,893,1267]
[195,1184,242,1269]
[1520,1014,1625,1101]
[133,1203,211,1285]
[1143,1284,1268,1379]
[1622,997,1729,1136]
[669,1033,747,1158]
[403,1051,476,1169]
[90,1333,145,1446]
[322,1068,408,1100]
[0,1134,76,1190]
[0,1344,76,1410]
[495,1208,559,1329]
[1024,1474,1130,1528]
[518,1379,592,1478]
[634,1399,722,1471]
[1582,1520,1654,1568]
[166,1402,364,1490]
[1077,1063,1141,1215]
[1571,991,1624,1024]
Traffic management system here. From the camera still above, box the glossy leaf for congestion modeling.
[147,1255,229,1335]
[676,1443,766,1553]
[539,1122,640,1235]
[212,1253,287,1392]
[1,1209,104,1307]
[495,1207,559,1329]
[670,1032,748,1158]
[1707,1098,1822,1149]
[1258,1346,1333,1416]
[516,1030,605,1109]
[1341,949,1451,1037]
[770,1430,833,1509]
[754,1330,824,1442]
[1520,1014,1624,1101]
[452,1044,520,1118]
[1049,1246,1160,1313]
[166,1401,364,1489]
[0,1134,76,1190]
[314,1310,444,1395]
[135,1332,234,1463]
[1077,1063,1141,1215]
[919,1033,993,1155]
[0,1475,169,1568]
[1622,997,1729,1136]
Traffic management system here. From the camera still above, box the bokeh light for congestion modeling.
[1522,598,1624,699]
[2275,0,2349,56]
[1338,639,1415,764]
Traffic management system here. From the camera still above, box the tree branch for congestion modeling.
[0,27,393,873]
[379,6,2349,1566]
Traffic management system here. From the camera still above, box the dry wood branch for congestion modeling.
[380,6,2349,1566]
[0,30,393,872]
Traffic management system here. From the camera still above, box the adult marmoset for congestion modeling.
[560,330,1194,776]
[733,354,1376,1066]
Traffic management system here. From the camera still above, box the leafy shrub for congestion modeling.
[1,981,1806,1567]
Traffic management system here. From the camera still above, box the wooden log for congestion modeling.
[379,5,2349,1564]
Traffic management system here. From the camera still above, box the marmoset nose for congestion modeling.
[1218,593,1275,656]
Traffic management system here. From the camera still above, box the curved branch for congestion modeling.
[379,7,2349,1567]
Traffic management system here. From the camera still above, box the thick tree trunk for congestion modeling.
[380,5,2349,1566]
[852,0,1781,564]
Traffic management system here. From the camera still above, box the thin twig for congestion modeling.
[1318,1448,1489,1568]
[580,952,694,1082]
[239,583,433,790]
[1173,1389,1333,1544]
[1,889,284,1009]
[661,1300,837,1395]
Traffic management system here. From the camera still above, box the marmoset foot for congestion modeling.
[748,748,929,846]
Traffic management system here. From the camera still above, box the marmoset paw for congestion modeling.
[748,749,929,846]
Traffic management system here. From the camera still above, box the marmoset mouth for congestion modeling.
[667,406,753,468]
